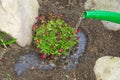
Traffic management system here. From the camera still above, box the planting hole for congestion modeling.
[15,30,87,76]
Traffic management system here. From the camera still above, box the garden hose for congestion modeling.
[83,10,120,24]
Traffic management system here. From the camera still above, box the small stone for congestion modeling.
[30,66,35,70]
[84,74,87,79]
[21,56,26,60]
[65,75,69,79]
[94,56,120,80]
[50,63,56,67]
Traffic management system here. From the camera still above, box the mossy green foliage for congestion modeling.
[33,14,78,56]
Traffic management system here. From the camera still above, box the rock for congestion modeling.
[84,0,120,31]
[0,0,39,47]
[94,56,120,80]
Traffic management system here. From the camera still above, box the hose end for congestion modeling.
[83,12,87,19]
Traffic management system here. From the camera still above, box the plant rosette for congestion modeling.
[32,13,80,60]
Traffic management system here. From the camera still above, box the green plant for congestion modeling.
[33,13,78,59]
[0,32,16,48]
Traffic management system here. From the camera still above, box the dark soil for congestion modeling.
[1,0,120,80]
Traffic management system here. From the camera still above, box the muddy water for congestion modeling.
[15,31,87,76]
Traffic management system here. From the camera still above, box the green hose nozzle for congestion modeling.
[83,10,120,24]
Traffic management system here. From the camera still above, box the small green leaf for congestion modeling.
[49,20,54,25]
[4,38,16,45]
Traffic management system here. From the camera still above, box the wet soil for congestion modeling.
[0,0,120,80]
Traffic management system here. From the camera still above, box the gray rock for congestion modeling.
[94,56,120,80]
[0,0,39,47]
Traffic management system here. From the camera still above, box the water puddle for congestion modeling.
[15,30,87,76]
